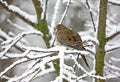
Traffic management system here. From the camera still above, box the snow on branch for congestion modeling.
[0,0,37,27]
[70,54,106,80]
[50,0,61,28]
[7,19,27,31]
[59,0,71,24]
[0,58,28,78]
[105,61,120,71]
[50,0,72,47]
[0,30,113,81]
[108,0,120,5]
[0,31,43,58]
[105,61,120,79]
[0,36,95,82]
[7,56,58,82]
[106,41,120,53]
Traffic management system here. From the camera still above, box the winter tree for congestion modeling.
[0,0,120,82]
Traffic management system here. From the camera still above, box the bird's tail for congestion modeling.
[80,54,90,69]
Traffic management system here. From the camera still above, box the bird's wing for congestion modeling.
[60,29,85,50]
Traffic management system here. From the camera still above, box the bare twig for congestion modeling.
[85,0,96,32]
[106,31,120,42]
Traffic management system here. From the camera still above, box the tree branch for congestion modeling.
[106,46,120,53]
[106,31,120,42]
[1,31,42,58]
[0,1,36,27]
[59,0,71,24]
[108,0,120,6]
[85,0,96,32]
[32,0,42,24]
[32,0,50,47]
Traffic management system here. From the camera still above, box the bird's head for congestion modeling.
[56,24,67,31]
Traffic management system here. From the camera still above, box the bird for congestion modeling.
[55,24,90,69]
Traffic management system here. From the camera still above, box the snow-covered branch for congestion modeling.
[32,0,43,22]
[108,0,120,5]
[0,0,37,27]
[0,31,43,58]
[59,0,71,24]
[0,30,97,82]
[70,54,105,80]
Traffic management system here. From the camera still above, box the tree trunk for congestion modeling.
[95,0,108,82]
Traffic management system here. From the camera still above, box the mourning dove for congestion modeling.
[55,24,89,68]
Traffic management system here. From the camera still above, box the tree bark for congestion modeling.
[95,0,108,82]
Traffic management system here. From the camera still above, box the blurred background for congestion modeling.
[0,0,120,82]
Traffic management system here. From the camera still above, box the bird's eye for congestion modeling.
[68,38,71,41]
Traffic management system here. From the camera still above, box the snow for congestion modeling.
[58,46,66,82]
[0,58,28,78]
[50,0,61,28]
[49,0,61,46]
[1,0,120,82]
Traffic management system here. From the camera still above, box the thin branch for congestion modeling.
[0,58,28,78]
[32,0,42,23]
[24,68,41,82]
[106,46,120,53]
[106,31,120,42]
[0,0,36,27]
[70,54,106,80]
[50,0,61,27]
[105,62,120,71]
[59,0,71,24]
[110,57,120,62]
[43,0,48,20]
[85,0,96,32]
[51,0,71,47]
[0,50,57,78]
[108,0,120,6]
[10,68,41,82]
[20,46,59,53]
[1,31,42,58]
[32,0,50,47]
[0,29,24,52]
[65,49,95,57]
